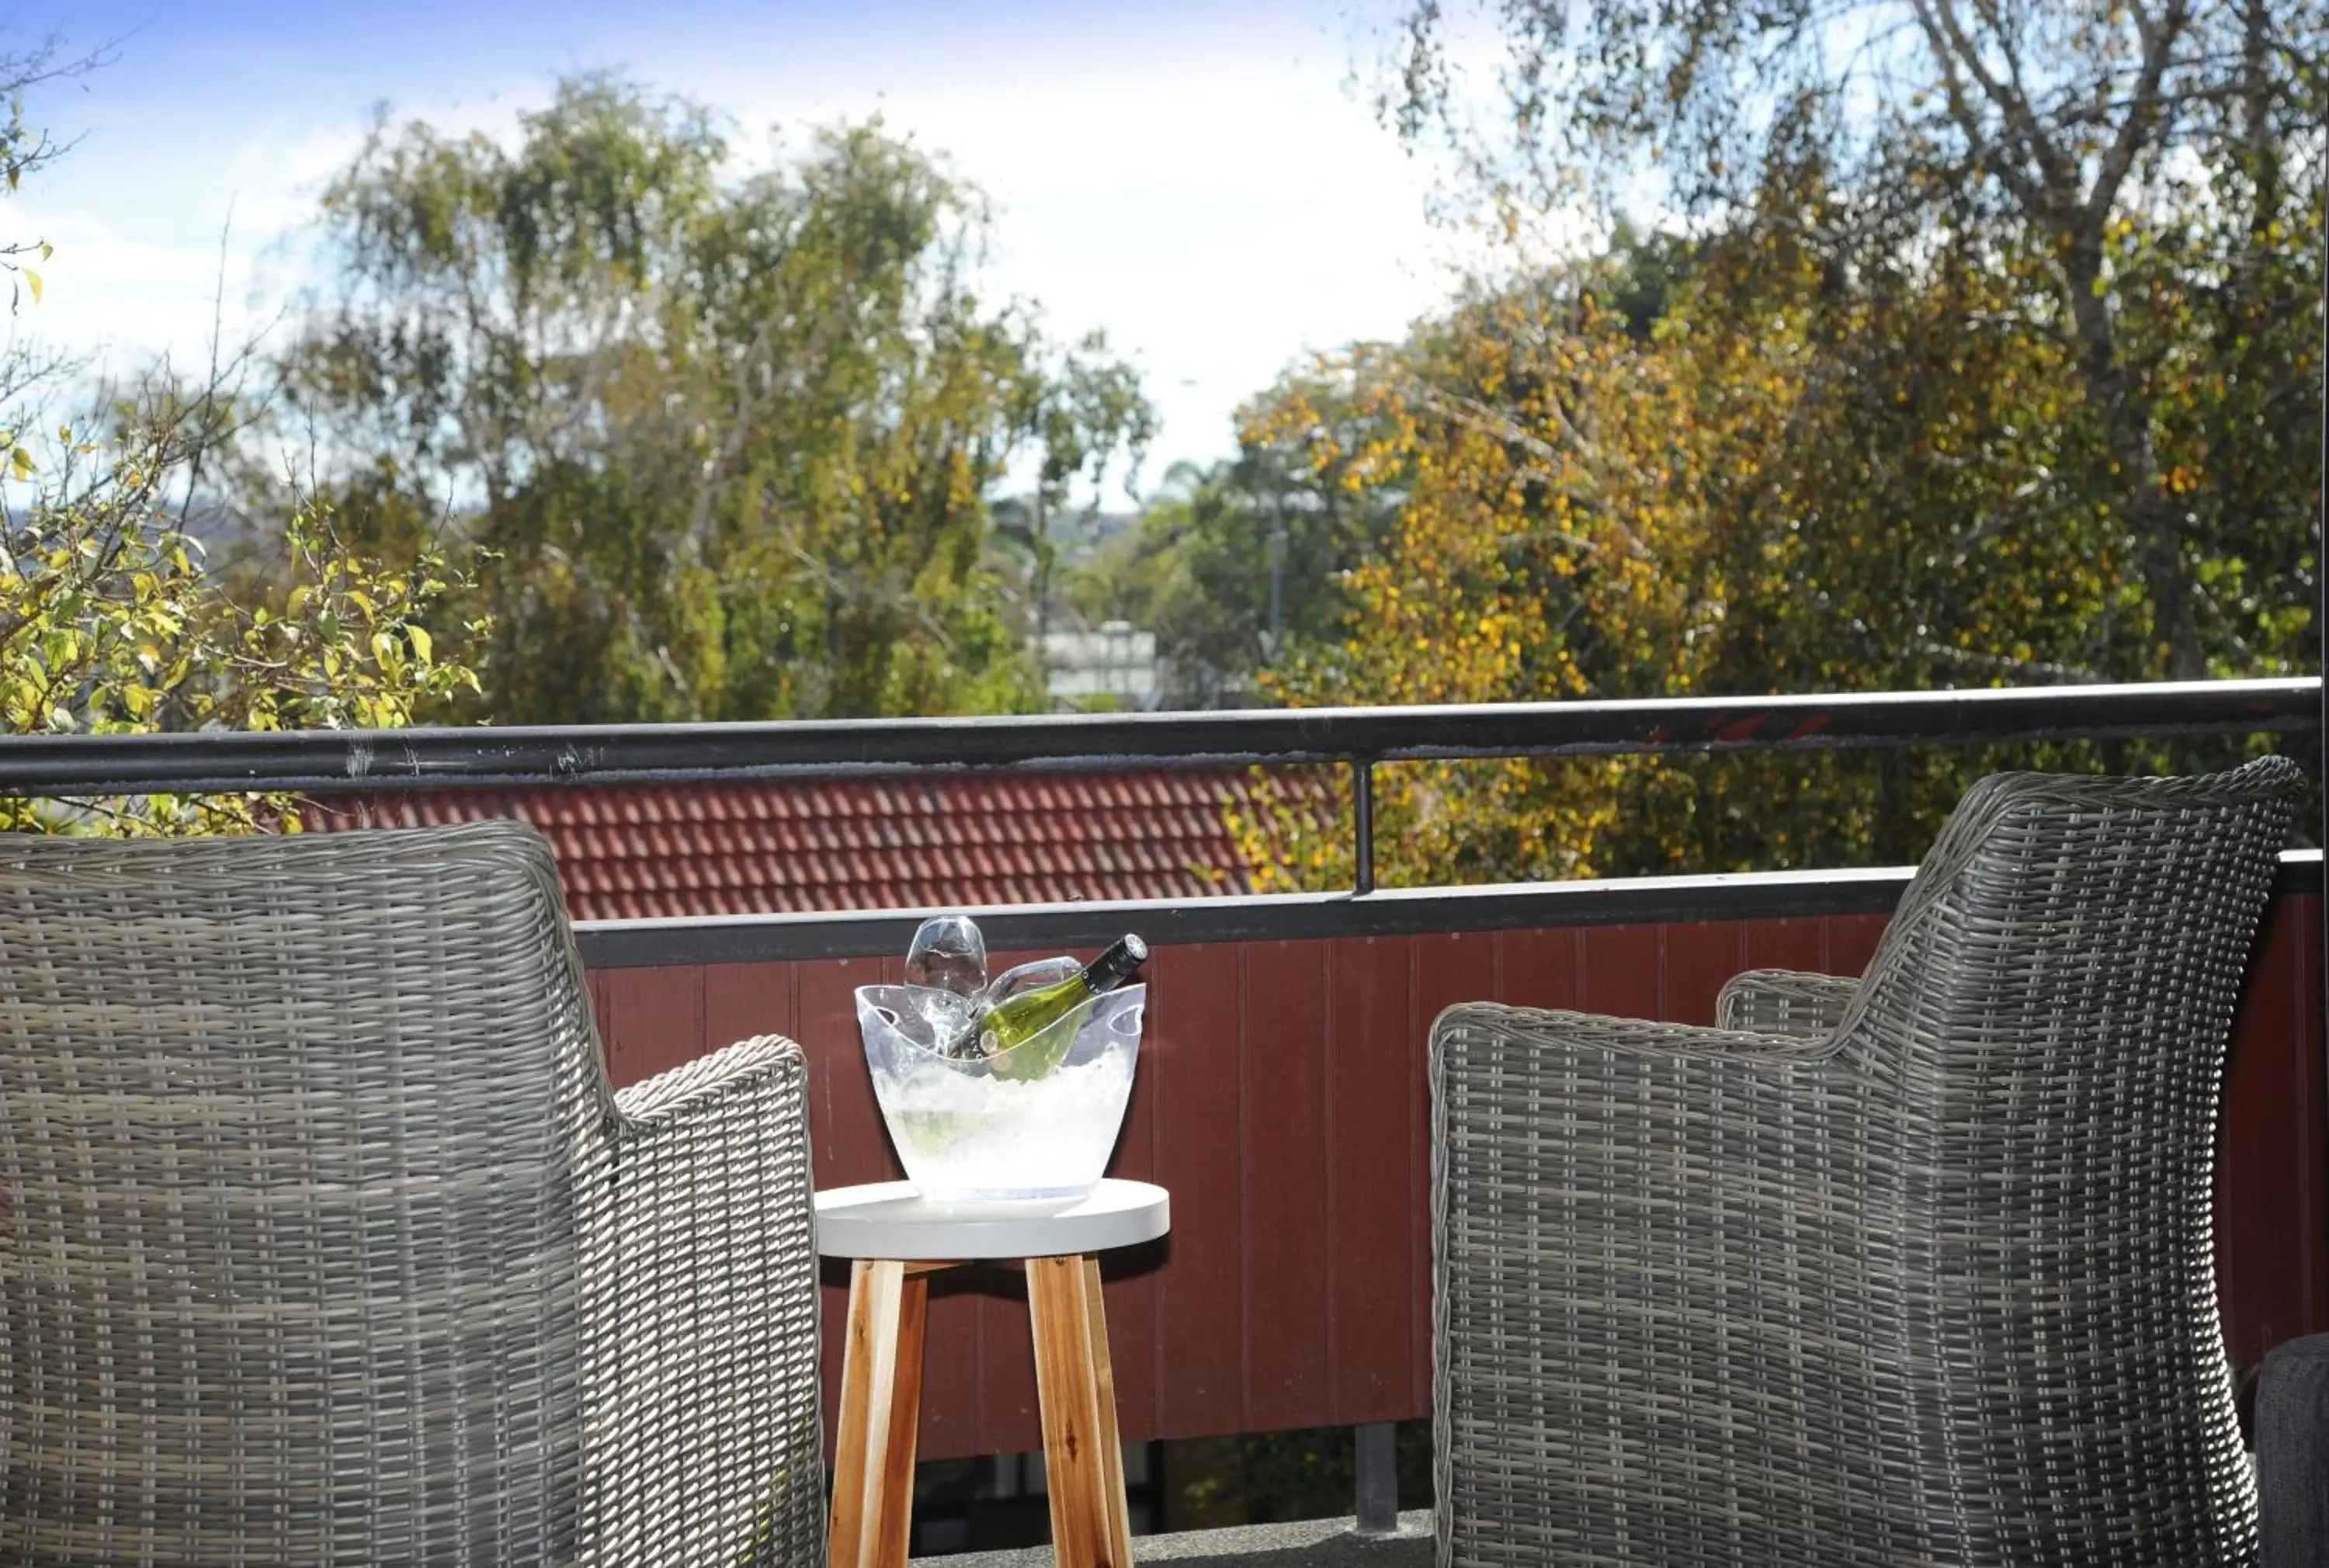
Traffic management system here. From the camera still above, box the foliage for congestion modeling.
[0,405,483,834]
[1067,366,1409,709]
[1233,187,2317,887]
[0,34,485,838]
[1388,0,2327,682]
[993,331,1156,664]
[283,74,1151,723]
[1224,0,2325,890]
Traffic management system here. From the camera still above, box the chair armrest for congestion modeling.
[610,1032,802,1130]
[585,1036,824,1567]
[1714,968,1860,1036]
[1437,1000,1836,1065]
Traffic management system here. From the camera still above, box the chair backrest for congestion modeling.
[1837,755,2298,1555]
[0,821,610,1566]
[1845,755,2296,1094]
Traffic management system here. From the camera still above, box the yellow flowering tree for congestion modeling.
[0,33,487,837]
[0,419,483,834]
[1233,202,2299,890]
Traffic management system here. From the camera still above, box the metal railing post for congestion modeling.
[1353,1421,1398,1534]
[2317,134,2327,1324]
[1352,761,1376,896]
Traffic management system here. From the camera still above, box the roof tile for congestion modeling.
[308,768,1300,920]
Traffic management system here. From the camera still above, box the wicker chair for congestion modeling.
[1431,757,2299,1567]
[0,822,822,1566]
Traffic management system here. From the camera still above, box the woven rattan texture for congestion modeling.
[1432,758,2299,1568]
[0,822,822,1566]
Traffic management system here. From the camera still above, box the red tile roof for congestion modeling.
[304,771,1275,921]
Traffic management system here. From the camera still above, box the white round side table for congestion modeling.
[817,1179,1170,1568]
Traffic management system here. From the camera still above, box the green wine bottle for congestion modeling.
[971,934,1147,1081]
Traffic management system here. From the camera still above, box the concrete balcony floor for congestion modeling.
[922,1511,1433,1567]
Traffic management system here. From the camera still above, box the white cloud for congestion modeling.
[7,2,1484,484]
[680,19,1478,474]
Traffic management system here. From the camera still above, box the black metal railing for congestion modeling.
[0,676,2313,902]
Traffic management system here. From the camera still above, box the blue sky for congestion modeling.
[0,0,1470,486]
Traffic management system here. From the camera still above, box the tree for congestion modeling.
[283,75,1152,723]
[1220,2,2324,890]
[1387,0,2327,683]
[993,331,1155,672]
[0,456,481,835]
[1231,202,2299,889]
[0,36,484,837]
[1230,252,1750,887]
[1067,383,1404,709]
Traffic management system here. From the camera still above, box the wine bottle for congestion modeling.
[966,934,1147,1081]
[979,955,1081,1008]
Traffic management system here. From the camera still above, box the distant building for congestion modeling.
[1040,619,1160,709]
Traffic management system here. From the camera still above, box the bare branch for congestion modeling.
[2082,0,2194,227]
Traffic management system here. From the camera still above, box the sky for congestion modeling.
[0,0,1477,490]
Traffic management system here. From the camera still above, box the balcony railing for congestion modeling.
[0,675,2315,897]
[2,677,2323,1528]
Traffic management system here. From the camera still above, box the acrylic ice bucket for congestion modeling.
[855,982,1145,1203]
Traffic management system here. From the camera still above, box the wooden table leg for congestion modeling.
[828,1258,933,1568]
[1027,1253,1133,1568]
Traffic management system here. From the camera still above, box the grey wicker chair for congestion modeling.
[1431,757,2299,1567]
[0,821,822,1566]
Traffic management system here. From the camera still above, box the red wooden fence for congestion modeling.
[586,894,2328,1462]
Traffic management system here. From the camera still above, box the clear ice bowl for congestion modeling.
[855,982,1145,1204]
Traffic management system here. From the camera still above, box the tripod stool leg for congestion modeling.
[1028,1252,1133,1568]
[829,1258,930,1568]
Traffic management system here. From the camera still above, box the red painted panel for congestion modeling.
[2217,894,2329,1369]
[1241,941,1331,1433]
[1101,943,1162,1446]
[1407,931,1497,1421]
[593,887,2326,1459]
[799,956,892,1190]
[1822,913,1893,976]
[1658,922,1744,1025]
[1494,926,1579,1011]
[1579,924,1660,1021]
[597,966,703,1089]
[1149,940,1244,1439]
[1328,937,1415,1424]
[2294,897,2329,1338]
[585,970,610,1053]
[701,961,796,1054]
[2220,904,2296,1367]
[912,1291,983,1458]
[915,1264,984,1459]
[1741,916,1829,979]
[975,1275,1043,1458]
[802,955,890,1455]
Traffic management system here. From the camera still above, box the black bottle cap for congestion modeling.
[1086,933,1149,992]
